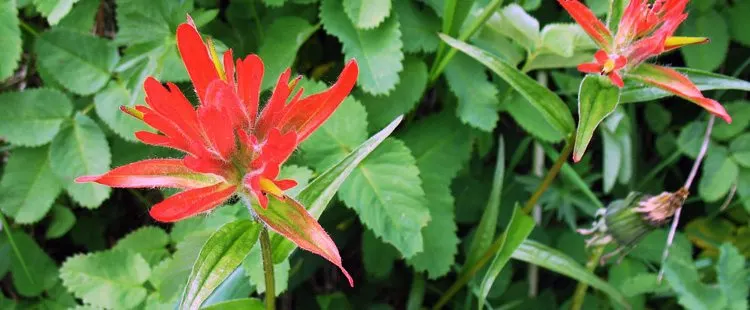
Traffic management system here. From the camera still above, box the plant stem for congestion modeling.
[433,135,574,310]
[570,245,605,310]
[528,142,544,298]
[260,226,275,310]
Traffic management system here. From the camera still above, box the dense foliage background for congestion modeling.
[0,0,749,309]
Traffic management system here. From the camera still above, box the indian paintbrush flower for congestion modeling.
[558,0,732,123]
[76,18,358,286]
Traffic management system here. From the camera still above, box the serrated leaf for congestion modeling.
[50,113,111,208]
[712,100,750,141]
[441,34,575,136]
[663,252,725,310]
[401,113,471,277]
[362,229,397,279]
[35,29,119,95]
[32,0,80,25]
[321,0,403,95]
[717,244,748,310]
[270,116,403,263]
[680,10,729,72]
[45,205,75,239]
[0,0,21,80]
[504,91,564,142]
[0,147,63,224]
[244,245,290,296]
[0,88,73,146]
[339,138,429,257]
[395,0,439,53]
[10,232,58,297]
[301,95,369,171]
[343,0,391,29]
[445,52,499,131]
[699,147,739,202]
[180,220,260,309]
[94,82,151,142]
[621,68,750,103]
[61,249,151,309]
[360,56,427,133]
[258,17,318,90]
[573,74,621,162]
[114,227,169,266]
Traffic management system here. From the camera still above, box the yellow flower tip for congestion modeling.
[288,75,303,91]
[664,36,710,50]
[602,59,616,74]
[207,37,226,81]
[120,105,144,121]
[259,177,285,199]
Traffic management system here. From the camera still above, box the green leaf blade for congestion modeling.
[0,147,63,224]
[0,1,21,80]
[573,74,621,162]
[0,88,73,146]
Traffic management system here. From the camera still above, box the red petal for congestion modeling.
[75,159,220,189]
[252,196,353,286]
[593,50,608,64]
[278,60,359,142]
[255,129,298,166]
[236,55,264,127]
[577,62,602,73]
[557,0,613,49]
[627,64,732,123]
[275,179,297,191]
[183,155,228,177]
[149,183,236,222]
[613,55,627,69]
[608,72,624,88]
[199,81,239,160]
[255,69,293,138]
[223,50,236,89]
[176,23,220,104]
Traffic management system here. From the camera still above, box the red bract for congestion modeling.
[76,19,358,286]
[557,0,731,123]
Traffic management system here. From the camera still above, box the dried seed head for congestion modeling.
[634,187,688,226]
[604,192,655,248]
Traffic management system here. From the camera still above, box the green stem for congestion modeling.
[19,21,39,37]
[433,135,574,310]
[570,245,605,310]
[80,103,95,115]
[260,226,275,310]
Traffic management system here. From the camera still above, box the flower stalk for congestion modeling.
[260,226,275,310]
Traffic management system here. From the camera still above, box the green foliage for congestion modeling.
[573,75,621,161]
[10,232,58,297]
[0,88,73,146]
[0,146,62,224]
[445,52,500,131]
[45,205,76,239]
[680,9,729,72]
[258,17,318,90]
[0,0,21,81]
[113,226,170,266]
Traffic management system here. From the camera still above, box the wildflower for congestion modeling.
[557,0,731,123]
[76,19,358,285]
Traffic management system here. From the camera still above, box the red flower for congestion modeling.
[557,0,731,123]
[76,19,358,285]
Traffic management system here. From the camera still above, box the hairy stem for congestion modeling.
[570,245,605,310]
[260,226,275,310]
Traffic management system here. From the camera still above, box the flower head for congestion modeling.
[558,0,731,123]
[76,19,358,286]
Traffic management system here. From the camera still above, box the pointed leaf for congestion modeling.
[270,116,403,263]
[320,0,403,95]
[0,147,63,224]
[573,74,621,162]
[0,0,21,80]
[395,0,440,53]
[180,219,261,310]
[621,68,750,104]
[440,34,575,135]
[10,232,58,297]
[343,0,392,29]
[0,88,73,146]
[478,205,535,310]
[512,240,629,308]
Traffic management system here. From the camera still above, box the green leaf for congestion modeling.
[440,34,575,135]
[94,82,151,142]
[0,0,21,81]
[478,205,535,309]
[620,68,750,103]
[618,273,669,297]
[644,103,672,134]
[202,266,253,307]
[32,0,80,25]
[258,17,318,90]
[61,249,150,309]
[113,226,170,266]
[45,205,76,239]
[244,245,290,296]
[50,114,111,208]
[202,298,265,310]
[727,0,750,46]
[10,232,58,297]
[339,138,429,257]
[0,88,73,146]
[573,74,621,162]
[699,147,739,202]
[504,91,565,142]
[401,113,472,277]
[360,56,428,133]
[270,116,403,263]
[445,52,499,131]
[362,229,398,279]
[57,0,99,32]
[180,219,260,310]
[343,0,391,29]
[717,243,748,310]
[321,0,403,95]
[512,240,629,308]
[114,0,184,45]
[712,100,750,141]
[465,136,504,268]
[680,10,729,72]
[0,147,63,224]
[608,258,647,309]
[301,95,369,171]
[394,0,440,53]
[35,29,119,95]
[540,24,580,57]
[600,107,632,192]
[663,252,725,310]
[262,0,286,7]
[487,4,540,51]
[730,133,750,167]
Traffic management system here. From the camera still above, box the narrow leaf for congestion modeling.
[180,219,261,310]
[202,298,264,310]
[573,74,621,162]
